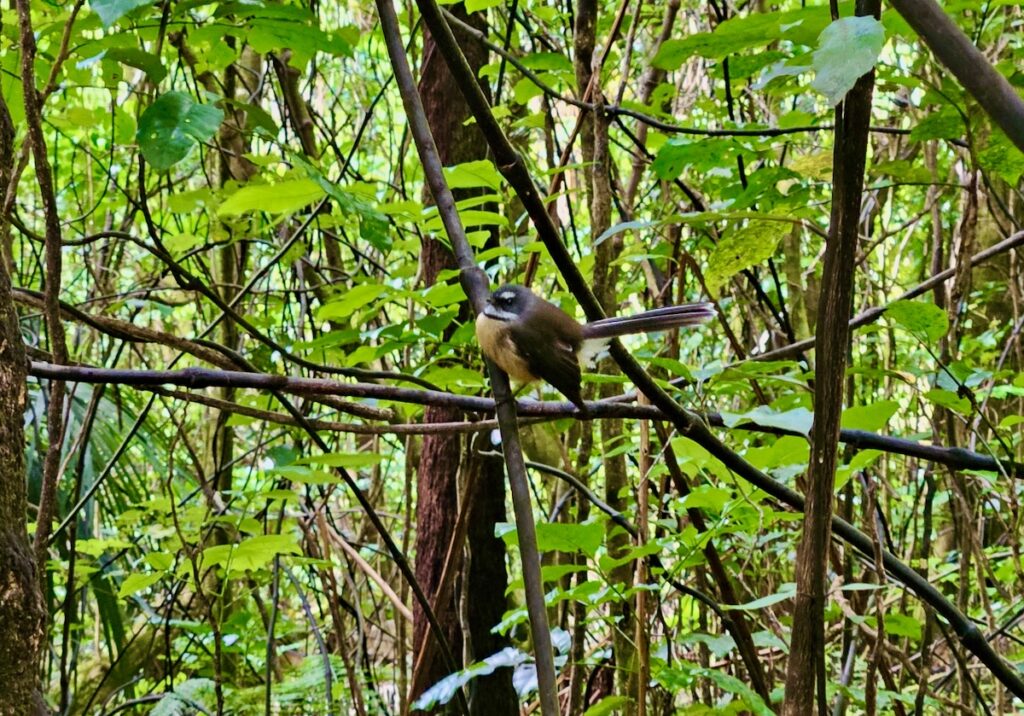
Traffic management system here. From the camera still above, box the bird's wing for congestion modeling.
[509,320,584,408]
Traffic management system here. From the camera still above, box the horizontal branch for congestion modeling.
[29,361,1021,478]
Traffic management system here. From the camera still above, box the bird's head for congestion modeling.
[483,284,534,322]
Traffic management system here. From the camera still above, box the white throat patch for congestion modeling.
[483,305,518,321]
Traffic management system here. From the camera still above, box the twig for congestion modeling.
[16,0,69,568]
[752,230,1024,362]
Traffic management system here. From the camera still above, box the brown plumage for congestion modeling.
[475,284,714,411]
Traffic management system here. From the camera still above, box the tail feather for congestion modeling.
[581,302,715,340]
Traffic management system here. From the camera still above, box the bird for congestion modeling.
[475,284,715,411]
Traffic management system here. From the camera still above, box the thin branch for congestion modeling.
[16,0,69,568]
[375,0,559,710]
[27,361,1024,478]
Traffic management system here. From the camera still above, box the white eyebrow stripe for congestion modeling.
[497,291,516,301]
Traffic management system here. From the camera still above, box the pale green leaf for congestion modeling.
[582,696,633,716]
[705,222,786,294]
[840,399,900,431]
[218,179,325,217]
[118,572,164,599]
[811,16,885,105]
[886,300,948,341]
[91,0,151,27]
[316,284,389,322]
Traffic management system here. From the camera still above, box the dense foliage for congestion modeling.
[2,0,1023,714]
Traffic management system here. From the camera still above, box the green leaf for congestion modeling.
[886,300,948,341]
[840,399,899,432]
[204,534,301,572]
[681,632,737,658]
[316,284,389,322]
[466,0,502,12]
[163,233,203,253]
[413,647,530,711]
[443,160,504,191]
[152,679,217,715]
[582,696,633,716]
[118,572,163,599]
[725,583,796,610]
[594,220,657,246]
[909,108,965,142]
[520,52,574,73]
[246,20,355,66]
[300,452,385,468]
[652,138,737,181]
[924,388,970,415]
[720,406,814,435]
[267,465,340,485]
[705,222,786,294]
[811,16,885,105]
[76,537,133,556]
[137,92,224,171]
[530,522,604,557]
[218,178,326,217]
[878,613,922,641]
[597,541,663,571]
[653,662,774,716]
[91,0,151,27]
[978,129,1024,185]
[103,48,167,83]
[680,485,732,513]
[652,3,842,66]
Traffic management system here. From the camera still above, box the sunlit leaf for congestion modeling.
[811,16,885,105]
[218,179,325,216]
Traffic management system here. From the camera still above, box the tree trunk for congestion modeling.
[413,9,515,711]
[0,85,48,715]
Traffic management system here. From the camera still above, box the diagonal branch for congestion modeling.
[373,0,560,712]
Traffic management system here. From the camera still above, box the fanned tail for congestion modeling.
[580,302,716,340]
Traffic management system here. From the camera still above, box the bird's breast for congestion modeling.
[475,313,538,383]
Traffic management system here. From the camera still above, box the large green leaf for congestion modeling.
[502,521,604,558]
[103,47,167,83]
[652,3,846,67]
[137,92,223,171]
[886,300,948,341]
[705,222,786,294]
[811,16,885,105]
[316,284,389,322]
[91,0,151,27]
[218,178,326,217]
[840,399,900,431]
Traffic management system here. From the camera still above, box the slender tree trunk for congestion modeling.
[0,76,48,716]
[782,1,879,712]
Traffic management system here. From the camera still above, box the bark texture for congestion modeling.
[0,83,47,716]
[781,1,879,712]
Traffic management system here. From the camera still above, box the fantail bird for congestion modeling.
[475,284,715,411]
